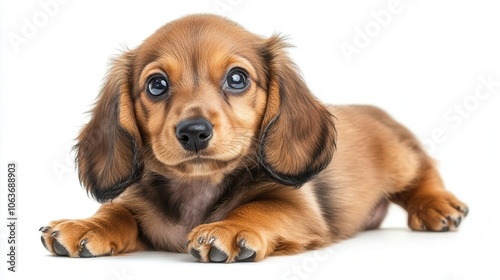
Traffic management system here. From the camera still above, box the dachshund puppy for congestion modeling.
[40,14,468,262]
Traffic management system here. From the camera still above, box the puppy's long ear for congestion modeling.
[75,51,142,202]
[259,36,336,186]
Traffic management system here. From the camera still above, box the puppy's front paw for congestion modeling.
[40,219,116,257]
[186,221,267,263]
[407,191,468,232]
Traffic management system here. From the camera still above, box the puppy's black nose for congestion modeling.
[176,118,213,152]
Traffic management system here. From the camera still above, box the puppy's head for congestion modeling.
[76,14,336,202]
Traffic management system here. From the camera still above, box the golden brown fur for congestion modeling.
[40,14,468,262]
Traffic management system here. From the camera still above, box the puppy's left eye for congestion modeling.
[147,74,169,96]
[225,68,249,93]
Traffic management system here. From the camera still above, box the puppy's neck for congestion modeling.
[171,173,226,188]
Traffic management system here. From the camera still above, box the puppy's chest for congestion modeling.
[137,180,232,251]
[173,183,222,223]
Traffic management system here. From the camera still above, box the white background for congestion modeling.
[1,0,499,279]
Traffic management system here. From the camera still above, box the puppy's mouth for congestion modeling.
[179,155,222,164]
[170,154,241,176]
[178,152,241,165]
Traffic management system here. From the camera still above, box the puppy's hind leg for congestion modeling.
[40,203,144,257]
[390,161,469,232]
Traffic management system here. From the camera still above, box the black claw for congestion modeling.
[235,248,256,262]
[53,239,69,256]
[463,207,469,217]
[39,226,50,233]
[440,226,450,232]
[41,236,48,251]
[78,239,94,258]
[209,247,228,263]
[238,239,247,247]
[197,237,205,245]
[235,239,256,261]
[208,237,216,245]
[454,216,462,228]
[190,248,201,260]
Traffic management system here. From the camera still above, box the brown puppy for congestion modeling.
[40,14,468,262]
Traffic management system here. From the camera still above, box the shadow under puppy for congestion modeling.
[40,14,468,262]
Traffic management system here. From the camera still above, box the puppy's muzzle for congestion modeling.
[176,118,213,152]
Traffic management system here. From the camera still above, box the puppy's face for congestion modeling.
[76,14,336,202]
[133,16,268,177]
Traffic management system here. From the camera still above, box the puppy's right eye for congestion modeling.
[146,75,169,96]
[224,68,249,94]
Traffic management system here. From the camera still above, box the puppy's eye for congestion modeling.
[147,75,169,96]
[225,68,249,93]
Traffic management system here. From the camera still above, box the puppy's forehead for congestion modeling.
[138,15,263,68]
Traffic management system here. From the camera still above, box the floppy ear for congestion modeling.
[75,51,142,202]
[258,36,336,186]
